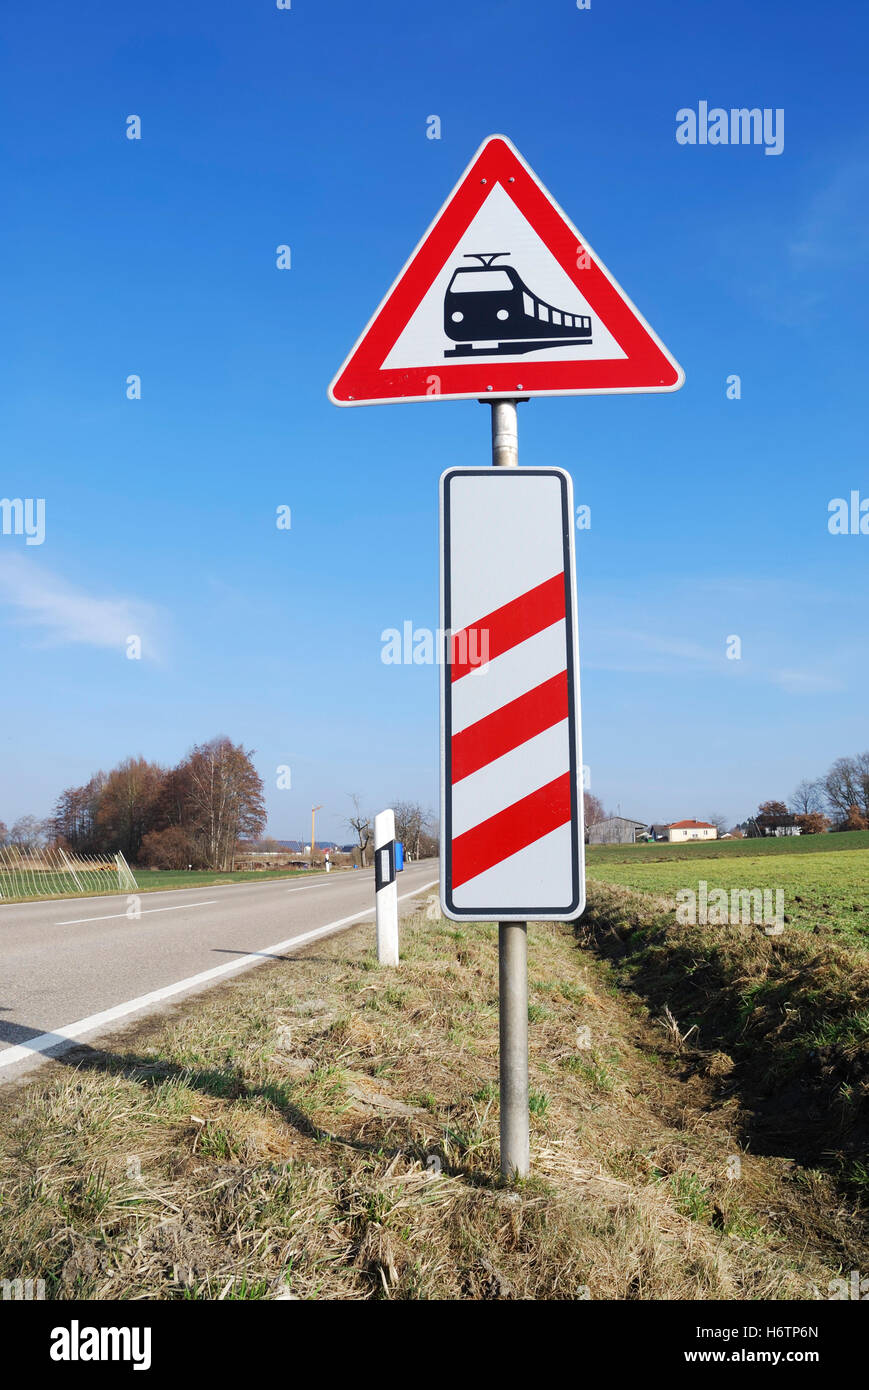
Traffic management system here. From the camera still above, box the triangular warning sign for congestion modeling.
[329,135,684,406]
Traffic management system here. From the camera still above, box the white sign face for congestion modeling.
[382,185,628,372]
[439,467,585,921]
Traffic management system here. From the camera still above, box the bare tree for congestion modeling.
[95,757,164,861]
[706,811,729,837]
[51,771,108,853]
[346,793,372,867]
[0,821,8,847]
[417,816,439,859]
[182,737,266,870]
[9,815,49,850]
[392,800,429,861]
[822,757,865,822]
[790,778,824,816]
[583,792,606,827]
[853,751,869,819]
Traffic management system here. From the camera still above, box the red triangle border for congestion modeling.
[329,136,684,406]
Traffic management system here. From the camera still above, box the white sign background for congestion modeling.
[440,467,585,922]
[384,184,627,371]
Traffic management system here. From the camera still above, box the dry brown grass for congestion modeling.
[0,894,856,1300]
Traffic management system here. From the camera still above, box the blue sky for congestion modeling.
[1,0,867,840]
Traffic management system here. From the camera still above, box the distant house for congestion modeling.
[587,816,647,845]
[748,814,801,838]
[667,819,718,843]
[649,823,670,842]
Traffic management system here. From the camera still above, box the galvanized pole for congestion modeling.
[491,398,519,469]
[490,399,530,1180]
[311,804,322,869]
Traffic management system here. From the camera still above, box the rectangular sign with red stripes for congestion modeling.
[439,467,585,921]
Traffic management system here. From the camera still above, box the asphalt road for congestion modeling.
[0,860,439,1083]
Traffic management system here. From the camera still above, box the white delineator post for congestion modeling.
[491,398,530,1182]
[374,809,399,965]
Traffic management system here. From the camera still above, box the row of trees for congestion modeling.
[790,751,869,827]
[730,799,821,835]
[344,794,438,866]
[586,749,869,841]
[11,738,267,870]
[4,768,440,874]
[754,751,869,833]
[0,815,49,850]
[393,799,439,860]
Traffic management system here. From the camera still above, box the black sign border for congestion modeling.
[441,467,583,920]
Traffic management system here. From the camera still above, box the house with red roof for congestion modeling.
[667,819,718,843]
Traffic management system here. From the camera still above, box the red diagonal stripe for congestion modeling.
[450,572,565,681]
[451,773,573,889]
[451,670,569,783]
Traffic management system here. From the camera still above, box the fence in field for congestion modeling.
[0,847,138,903]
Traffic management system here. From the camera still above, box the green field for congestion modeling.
[132,866,314,893]
[0,871,98,901]
[587,832,869,944]
[588,829,869,864]
[0,865,317,904]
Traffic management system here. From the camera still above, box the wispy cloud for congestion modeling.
[772,668,845,695]
[608,630,723,666]
[788,158,869,268]
[584,625,847,695]
[0,554,164,658]
[725,149,869,326]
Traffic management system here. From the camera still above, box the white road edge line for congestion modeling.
[56,901,219,926]
[0,878,439,1070]
[285,879,372,894]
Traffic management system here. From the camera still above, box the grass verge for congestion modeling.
[581,879,869,1193]
[0,890,862,1300]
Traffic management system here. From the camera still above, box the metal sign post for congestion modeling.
[491,399,529,1180]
